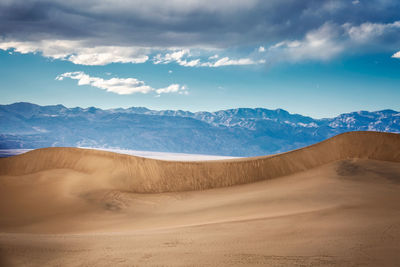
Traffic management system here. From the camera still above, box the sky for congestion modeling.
[0,0,400,118]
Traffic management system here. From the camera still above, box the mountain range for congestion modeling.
[0,102,399,156]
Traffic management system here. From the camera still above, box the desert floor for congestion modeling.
[1,157,400,266]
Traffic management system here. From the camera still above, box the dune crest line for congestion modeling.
[0,131,399,193]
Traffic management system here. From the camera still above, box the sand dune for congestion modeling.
[1,131,399,193]
[1,131,400,266]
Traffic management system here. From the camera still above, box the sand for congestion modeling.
[0,131,400,266]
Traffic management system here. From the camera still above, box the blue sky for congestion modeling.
[1,0,400,118]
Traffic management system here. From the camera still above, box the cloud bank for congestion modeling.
[267,20,400,62]
[0,0,399,65]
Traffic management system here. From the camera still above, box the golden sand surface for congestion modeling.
[1,131,400,266]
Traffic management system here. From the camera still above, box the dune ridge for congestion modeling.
[1,131,399,193]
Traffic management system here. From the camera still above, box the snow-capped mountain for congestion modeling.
[0,102,399,156]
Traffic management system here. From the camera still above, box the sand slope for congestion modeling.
[1,131,399,193]
[1,131,400,266]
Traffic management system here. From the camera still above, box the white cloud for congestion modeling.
[258,46,265,52]
[344,21,400,42]
[392,51,400,58]
[0,39,149,65]
[153,49,261,67]
[201,57,259,67]
[56,72,153,94]
[180,59,201,67]
[352,0,360,5]
[156,84,188,94]
[267,20,400,63]
[56,71,187,95]
[268,23,344,62]
[153,49,201,67]
[154,49,202,67]
[153,49,189,64]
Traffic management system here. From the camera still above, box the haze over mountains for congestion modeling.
[1,102,399,156]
